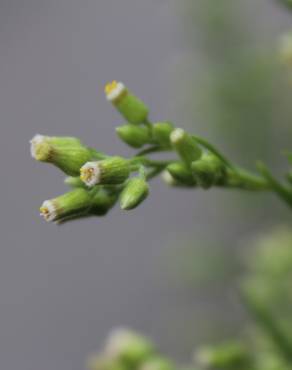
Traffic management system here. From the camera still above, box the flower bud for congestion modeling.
[105,328,154,366]
[191,154,224,189]
[279,32,292,66]
[170,128,202,166]
[120,177,149,210]
[152,122,174,148]
[166,162,196,186]
[90,189,117,216]
[64,176,88,189]
[87,355,126,370]
[80,157,130,187]
[39,188,92,222]
[105,81,149,124]
[195,343,249,369]
[140,358,175,370]
[30,134,94,176]
[116,124,151,148]
[161,170,179,187]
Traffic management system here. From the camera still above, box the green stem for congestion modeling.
[191,135,236,171]
[257,161,292,207]
[241,288,292,362]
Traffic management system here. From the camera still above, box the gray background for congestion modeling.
[0,1,290,370]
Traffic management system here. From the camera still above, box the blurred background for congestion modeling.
[0,0,292,369]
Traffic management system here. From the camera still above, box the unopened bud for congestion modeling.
[279,32,292,66]
[87,355,126,370]
[64,176,88,189]
[195,343,248,369]
[191,154,224,189]
[140,358,175,370]
[105,328,154,366]
[80,157,130,187]
[90,189,117,216]
[120,177,149,210]
[39,188,92,222]
[30,134,94,176]
[152,122,174,148]
[167,162,196,186]
[116,124,151,148]
[105,81,149,124]
[170,128,202,166]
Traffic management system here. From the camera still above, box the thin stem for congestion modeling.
[241,288,292,362]
[191,135,236,171]
[257,161,292,208]
[135,145,170,157]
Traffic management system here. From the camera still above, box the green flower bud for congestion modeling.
[140,358,175,370]
[152,122,174,148]
[105,81,149,124]
[39,188,92,222]
[87,355,127,370]
[80,157,130,186]
[105,328,154,366]
[116,124,151,148]
[64,176,88,189]
[90,189,117,216]
[166,162,196,186]
[170,128,202,166]
[120,177,149,210]
[279,32,292,66]
[30,134,94,176]
[195,343,249,370]
[191,154,225,189]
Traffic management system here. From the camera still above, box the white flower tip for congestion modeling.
[170,128,185,144]
[30,134,46,158]
[104,81,126,102]
[80,161,101,187]
[105,327,134,357]
[39,200,57,222]
[194,349,213,367]
[30,134,53,161]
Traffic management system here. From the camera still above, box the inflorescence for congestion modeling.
[30,81,292,223]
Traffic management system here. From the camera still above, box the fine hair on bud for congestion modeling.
[80,157,130,187]
[105,81,149,124]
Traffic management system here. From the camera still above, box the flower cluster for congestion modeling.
[31,81,292,223]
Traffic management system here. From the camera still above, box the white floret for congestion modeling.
[80,161,102,187]
[105,82,126,102]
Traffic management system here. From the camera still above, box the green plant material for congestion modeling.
[105,81,149,124]
[87,355,127,370]
[152,122,174,148]
[80,157,130,187]
[31,82,292,222]
[30,134,101,176]
[116,124,151,148]
[166,162,196,186]
[64,176,88,189]
[170,128,202,167]
[104,328,154,367]
[90,188,118,216]
[195,342,250,369]
[120,177,149,210]
[140,357,175,370]
[191,154,225,189]
[39,188,92,223]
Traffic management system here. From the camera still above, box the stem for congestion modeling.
[241,288,292,362]
[257,161,292,207]
[192,135,236,171]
